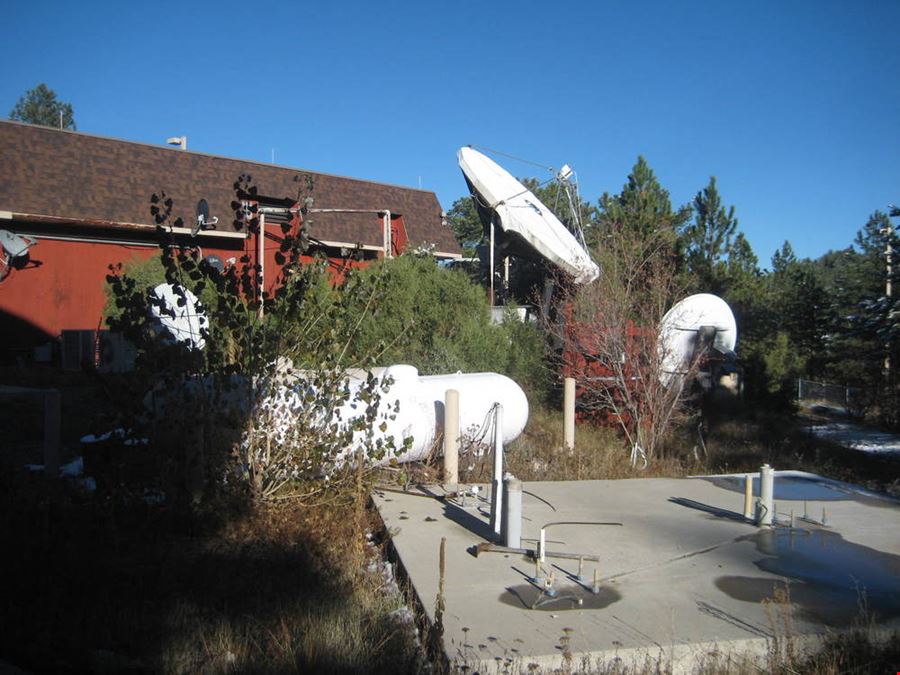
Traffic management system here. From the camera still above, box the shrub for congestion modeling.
[339,254,549,399]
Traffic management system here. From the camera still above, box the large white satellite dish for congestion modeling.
[150,283,208,350]
[659,293,737,385]
[457,147,599,285]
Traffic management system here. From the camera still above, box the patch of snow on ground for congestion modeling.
[810,422,900,455]
[60,456,83,477]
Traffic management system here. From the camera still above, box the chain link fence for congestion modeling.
[796,378,873,419]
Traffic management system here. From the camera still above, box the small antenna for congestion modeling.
[271,148,275,164]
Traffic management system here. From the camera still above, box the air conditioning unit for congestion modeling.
[98,331,136,373]
[61,330,96,371]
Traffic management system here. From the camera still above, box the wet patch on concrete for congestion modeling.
[716,528,900,626]
[704,474,860,502]
[499,583,621,611]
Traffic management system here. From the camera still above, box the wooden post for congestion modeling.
[564,377,576,451]
[743,473,753,520]
[443,389,459,486]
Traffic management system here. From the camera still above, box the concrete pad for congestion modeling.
[372,473,900,673]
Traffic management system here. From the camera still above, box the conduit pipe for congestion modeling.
[383,210,392,258]
[502,475,522,548]
[490,404,504,538]
[257,213,265,319]
[756,464,775,526]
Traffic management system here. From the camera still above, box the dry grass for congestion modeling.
[454,398,900,499]
[0,470,420,674]
[460,405,696,485]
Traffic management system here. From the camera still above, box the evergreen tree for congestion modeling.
[9,83,76,129]
[771,241,797,274]
[445,195,484,256]
[594,156,691,247]
[679,176,738,293]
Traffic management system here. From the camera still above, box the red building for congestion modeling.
[0,121,460,364]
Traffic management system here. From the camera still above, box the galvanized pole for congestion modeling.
[489,404,504,538]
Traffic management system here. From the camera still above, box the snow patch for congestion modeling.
[810,422,900,455]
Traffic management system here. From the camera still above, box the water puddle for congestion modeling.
[704,474,857,502]
[498,583,621,611]
[716,528,900,626]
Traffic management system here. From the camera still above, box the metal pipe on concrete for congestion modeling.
[563,377,576,451]
[443,389,459,485]
[474,542,602,563]
[490,404,504,538]
[502,475,522,548]
[756,464,775,526]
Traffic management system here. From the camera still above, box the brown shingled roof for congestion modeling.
[0,120,460,254]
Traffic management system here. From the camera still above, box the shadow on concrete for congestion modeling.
[442,498,497,541]
[499,583,621,611]
[668,496,748,522]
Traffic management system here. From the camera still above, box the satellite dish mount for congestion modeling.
[193,199,219,236]
[0,229,37,281]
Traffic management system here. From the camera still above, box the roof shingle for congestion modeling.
[0,120,459,254]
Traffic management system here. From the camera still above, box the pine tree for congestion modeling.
[594,156,691,246]
[9,83,76,130]
[679,176,738,292]
[593,157,690,295]
[445,195,484,256]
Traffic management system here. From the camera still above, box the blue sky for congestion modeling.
[4,0,898,266]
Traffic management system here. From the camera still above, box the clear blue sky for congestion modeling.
[4,0,898,266]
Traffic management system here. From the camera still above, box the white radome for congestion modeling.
[658,293,737,385]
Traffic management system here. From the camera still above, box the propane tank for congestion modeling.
[338,365,529,464]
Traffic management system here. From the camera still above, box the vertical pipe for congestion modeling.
[563,377,576,451]
[489,404,504,538]
[443,389,459,486]
[757,464,774,526]
[43,389,60,478]
[743,473,753,520]
[383,210,392,259]
[501,475,522,548]
[257,213,266,319]
[489,219,495,305]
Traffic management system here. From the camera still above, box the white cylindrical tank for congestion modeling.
[338,365,529,465]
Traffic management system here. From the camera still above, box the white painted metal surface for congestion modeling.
[658,293,737,385]
[457,147,599,285]
[338,366,529,465]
